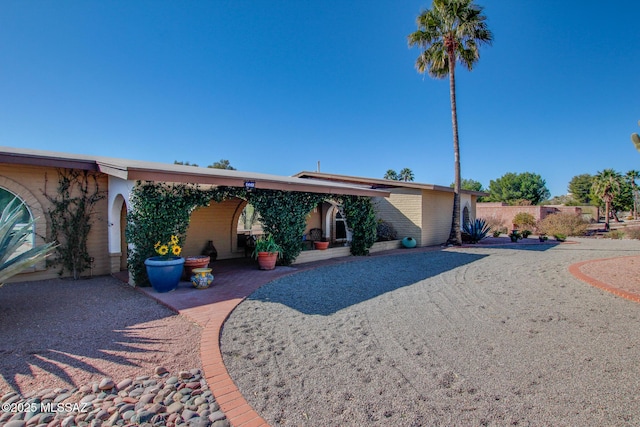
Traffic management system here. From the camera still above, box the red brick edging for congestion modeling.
[568,256,640,304]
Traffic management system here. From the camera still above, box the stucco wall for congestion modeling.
[421,190,453,246]
[476,203,583,230]
[374,189,423,245]
[0,164,110,282]
[185,198,246,260]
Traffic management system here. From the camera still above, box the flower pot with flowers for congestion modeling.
[252,234,281,270]
[144,235,185,293]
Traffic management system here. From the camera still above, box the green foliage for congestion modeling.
[508,230,522,242]
[554,233,566,242]
[46,170,105,280]
[341,195,377,256]
[537,213,588,237]
[512,212,537,230]
[173,160,199,167]
[126,181,224,286]
[462,218,490,243]
[450,178,484,192]
[252,234,281,258]
[487,172,550,205]
[568,174,594,205]
[249,190,327,266]
[384,168,414,182]
[0,198,56,285]
[208,159,236,170]
[376,220,398,241]
[521,230,532,238]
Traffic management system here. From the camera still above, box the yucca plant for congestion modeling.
[462,218,491,244]
[0,198,56,285]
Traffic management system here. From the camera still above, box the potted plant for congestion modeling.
[539,234,548,242]
[252,234,281,270]
[509,230,521,242]
[144,235,184,293]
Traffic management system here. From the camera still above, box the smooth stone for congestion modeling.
[94,409,109,421]
[61,416,75,427]
[1,391,18,402]
[182,409,197,420]
[98,378,115,391]
[116,379,132,390]
[179,371,192,379]
[211,420,230,427]
[166,376,179,385]
[122,410,135,421]
[54,393,71,403]
[188,418,211,427]
[154,367,168,376]
[166,401,184,414]
[208,411,226,422]
[137,410,154,423]
[80,394,96,404]
[4,421,27,427]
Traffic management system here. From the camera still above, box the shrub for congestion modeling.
[376,220,398,241]
[513,212,537,230]
[462,218,491,243]
[625,227,640,240]
[537,213,589,237]
[485,215,507,236]
[608,230,625,239]
[521,229,532,238]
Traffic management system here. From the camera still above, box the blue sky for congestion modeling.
[1,1,639,197]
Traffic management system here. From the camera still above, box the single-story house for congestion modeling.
[0,147,482,282]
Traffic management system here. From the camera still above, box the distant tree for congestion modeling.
[627,170,640,219]
[592,169,623,230]
[450,178,484,192]
[568,174,594,205]
[398,168,415,182]
[384,169,399,180]
[487,172,550,205]
[408,0,493,246]
[174,160,198,167]
[208,159,236,170]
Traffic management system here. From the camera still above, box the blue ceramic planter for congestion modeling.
[145,256,185,293]
[402,237,417,248]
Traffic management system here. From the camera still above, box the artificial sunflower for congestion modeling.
[154,236,182,258]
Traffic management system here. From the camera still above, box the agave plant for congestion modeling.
[462,218,491,244]
[0,198,56,285]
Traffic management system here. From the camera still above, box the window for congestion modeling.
[0,188,34,253]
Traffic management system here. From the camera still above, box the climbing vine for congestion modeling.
[341,195,377,256]
[46,169,106,279]
[126,181,378,284]
[248,189,328,265]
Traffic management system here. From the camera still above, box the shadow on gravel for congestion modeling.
[0,277,177,393]
[248,251,487,316]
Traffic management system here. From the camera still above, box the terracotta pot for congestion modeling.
[314,241,329,250]
[183,255,210,279]
[257,252,278,270]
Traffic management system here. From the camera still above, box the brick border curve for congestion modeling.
[568,256,640,304]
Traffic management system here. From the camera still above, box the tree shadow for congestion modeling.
[0,277,183,394]
[248,251,487,316]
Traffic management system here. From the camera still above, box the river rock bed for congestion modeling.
[0,367,229,427]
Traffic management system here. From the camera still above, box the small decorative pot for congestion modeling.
[314,241,330,250]
[402,237,417,248]
[191,267,214,289]
[183,255,210,279]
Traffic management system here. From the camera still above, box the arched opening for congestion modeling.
[462,205,470,226]
[0,188,34,254]
[119,203,127,271]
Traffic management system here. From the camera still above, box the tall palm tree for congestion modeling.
[384,169,399,180]
[399,168,415,182]
[592,169,622,231]
[408,0,492,245]
[626,170,640,219]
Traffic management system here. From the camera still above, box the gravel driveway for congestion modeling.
[221,238,640,426]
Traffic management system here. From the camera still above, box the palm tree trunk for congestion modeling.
[447,50,462,245]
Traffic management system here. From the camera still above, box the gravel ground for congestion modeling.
[221,238,640,426]
[0,276,202,396]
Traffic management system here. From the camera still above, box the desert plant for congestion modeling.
[0,198,56,285]
[554,233,566,242]
[462,218,491,243]
[376,220,398,241]
[608,230,625,240]
[492,229,502,237]
[485,216,507,236]
[521,230,532,238]
[537,213,589,237]
[625,227,640,240]
[509,230,522,242]
[513,212,537,230]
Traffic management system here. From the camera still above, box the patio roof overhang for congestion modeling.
[0,147,390,198]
